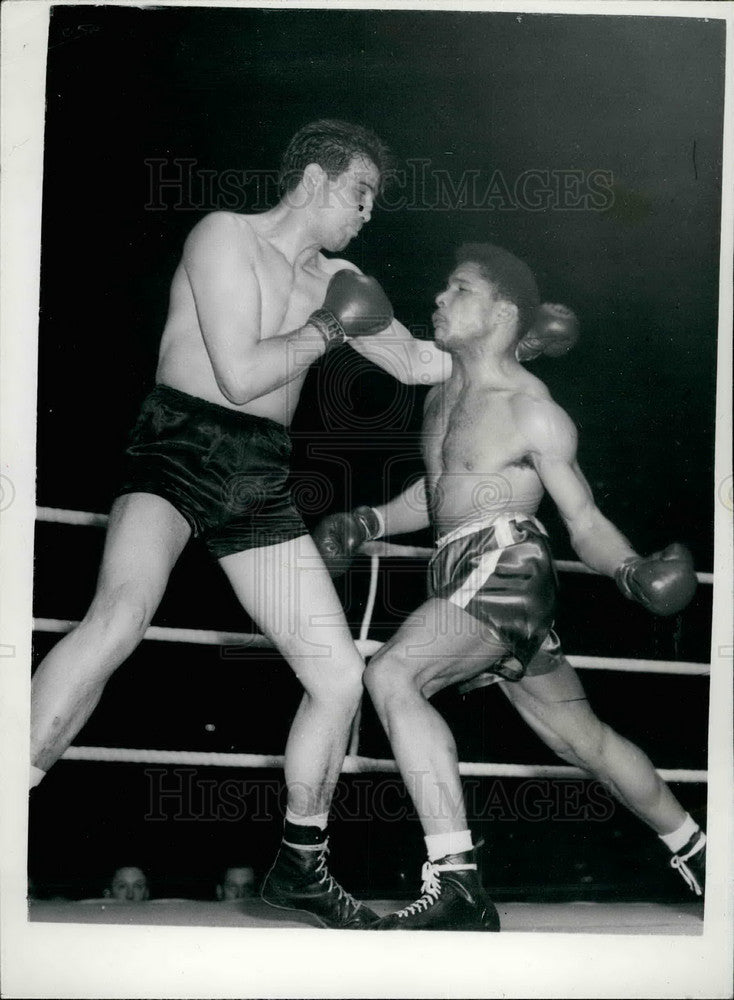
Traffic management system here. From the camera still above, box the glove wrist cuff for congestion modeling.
[615,556,640,600]
[308,309,347,350]
[353,506,384,541]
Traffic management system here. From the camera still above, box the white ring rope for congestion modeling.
[35,504,709,784]
[32,618,710,676]
[60,745,707,784]
[35,506,715,584]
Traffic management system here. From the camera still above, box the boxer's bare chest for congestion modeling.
[250,232,337,338]
[423,381,531,476]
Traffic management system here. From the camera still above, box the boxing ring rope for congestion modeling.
[35,507,716,585]
[34,505,712,782]
[59,745,707,784]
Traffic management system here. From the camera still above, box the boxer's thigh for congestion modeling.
[368,596,511,699]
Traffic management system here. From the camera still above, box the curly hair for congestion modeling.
[455,243,540,337]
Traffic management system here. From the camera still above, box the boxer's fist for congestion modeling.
[313,506,383,577]
[615,543,698,616]
[516,303,580,362]
[308,270,394,349]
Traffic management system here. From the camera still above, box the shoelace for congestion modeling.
[396,861,443,918]
[395,860,478,919]
[313,846,361,914]
[670,834,706,897]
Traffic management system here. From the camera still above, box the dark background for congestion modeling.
[30,6,722,904]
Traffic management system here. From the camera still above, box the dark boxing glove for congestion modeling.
[516,302,580,362]
[308,270,394,349]
[615,542,698,616]
[313,506,384,577]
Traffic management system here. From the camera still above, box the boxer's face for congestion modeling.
[432,264,502,347]
[110,867,149,901]
[315,155,379,251]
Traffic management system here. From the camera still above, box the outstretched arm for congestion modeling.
[313,478,430,576]
[373,477,430,537]
[522,401,635,576]
[315,259,450,384]
[348,316,452,386]
[521,399,697,614]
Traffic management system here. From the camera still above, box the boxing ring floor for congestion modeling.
[28,897,704,935]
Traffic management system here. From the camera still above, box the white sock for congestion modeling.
[659,813,699,854]
[425,829,473,862]
[30,765,46,790]
[285,808,329,831]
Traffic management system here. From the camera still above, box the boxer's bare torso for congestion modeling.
[422,366,554,534]
[156,211,352,425]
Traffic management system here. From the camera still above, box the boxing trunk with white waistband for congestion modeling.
[429,512,564,683]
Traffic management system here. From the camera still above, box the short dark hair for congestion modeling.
[455,243,540,337]
[279,119,394,194]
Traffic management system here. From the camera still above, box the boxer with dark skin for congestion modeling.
[315,243,704,929]
[29,121,450,929]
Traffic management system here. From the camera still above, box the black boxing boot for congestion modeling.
[372,851,500,931]
[670,830,706,898]
[261,827,378,929]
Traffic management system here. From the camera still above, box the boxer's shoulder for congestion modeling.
[184,211,260,257]
[512,391,576,455]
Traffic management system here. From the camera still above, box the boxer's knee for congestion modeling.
[364,650,417,708]
[82,583,154,661]
[300,655,364,714]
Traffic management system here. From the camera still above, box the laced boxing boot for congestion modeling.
[261,838,379,929]
[372,851,500,931]
[670,829,706,897]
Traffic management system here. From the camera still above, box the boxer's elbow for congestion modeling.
[216,371,252,405]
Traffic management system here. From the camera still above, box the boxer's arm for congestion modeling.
[183,213,326,404]
[521,400,636,576]
[374,477,430,536]
[313,478,429,576]
[328,261,451,385]
[349,319,452,385]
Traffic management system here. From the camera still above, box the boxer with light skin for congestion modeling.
[29,120,451,930]
[315,243,703,930]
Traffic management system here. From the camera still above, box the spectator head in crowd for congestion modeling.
[216,865,256,901]
[105,865,150,901]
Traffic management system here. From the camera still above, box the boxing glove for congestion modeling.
[516,303,580,362]
[308,270,394,349]
[615,542,698,616]
[313,506,384,577]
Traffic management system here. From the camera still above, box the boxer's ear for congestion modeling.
[302,162,326,192]
[496,299,518,325]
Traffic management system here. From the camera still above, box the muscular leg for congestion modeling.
[499,656,687,835]
[219,532,365,818]
[31,493,191,773]
[365,597,507,836]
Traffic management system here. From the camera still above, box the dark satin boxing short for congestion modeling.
[429,512,565,683]
[117,385,307,558]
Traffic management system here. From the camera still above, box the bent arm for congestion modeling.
[525,403,637,576]
[373,477,430,537]
[349,317,452,385]
[183,213,326,405]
